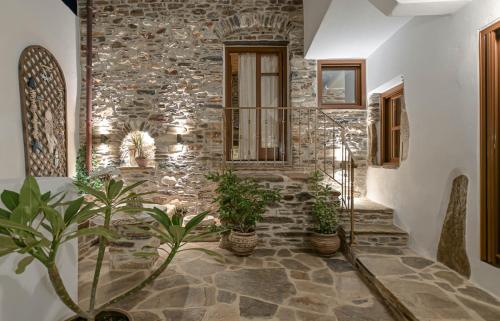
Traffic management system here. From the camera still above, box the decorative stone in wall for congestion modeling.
[437,175,471,278]
[367,94,380,166]
[400,99,410,162]
[19,45,68,176]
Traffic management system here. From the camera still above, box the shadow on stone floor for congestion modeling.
[79,243,396,321]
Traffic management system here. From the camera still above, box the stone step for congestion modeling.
[341,223,409,247]
[340,199,395,225]
[346,246,500,321]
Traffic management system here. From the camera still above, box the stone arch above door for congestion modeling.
[214,13,295,41]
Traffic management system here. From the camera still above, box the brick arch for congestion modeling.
[214,13,295,41]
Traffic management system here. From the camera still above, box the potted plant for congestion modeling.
[130,131,148,168]
[309,170,341,257]
[0,177,217,321]
[207,170,281,256]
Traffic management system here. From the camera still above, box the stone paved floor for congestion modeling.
[79,243,396,321]
[351,246,500,321]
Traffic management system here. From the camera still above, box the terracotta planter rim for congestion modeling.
[63,309,133,321]
[313,231,338,237]
[231,230,256,236]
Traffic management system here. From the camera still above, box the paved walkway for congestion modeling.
[79,243,395,321]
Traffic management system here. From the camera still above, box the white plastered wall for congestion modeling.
[366,0,500,296]
[0,0,80,320]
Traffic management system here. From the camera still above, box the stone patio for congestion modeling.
[79,243,395,321]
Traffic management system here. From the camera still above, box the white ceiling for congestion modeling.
[368,0,473,17]
[305,0,412,59]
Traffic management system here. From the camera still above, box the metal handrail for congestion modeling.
[218,106,356,244]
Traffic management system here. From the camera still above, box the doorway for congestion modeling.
[480,21,500,266]
[224,46,288,162]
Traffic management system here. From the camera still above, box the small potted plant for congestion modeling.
[131,131,148,168]
[207,170,281,256]
[0,177,217,321]
[309,170,341,256]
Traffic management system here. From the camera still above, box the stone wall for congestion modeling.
[78,0,368,210]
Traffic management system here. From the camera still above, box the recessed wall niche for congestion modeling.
[120,131,156,168]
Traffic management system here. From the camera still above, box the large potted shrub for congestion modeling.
[207,170,281,256]
[309,170,341,256]
[0,177,217,321]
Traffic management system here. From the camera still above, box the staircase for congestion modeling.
[339,199,409,250]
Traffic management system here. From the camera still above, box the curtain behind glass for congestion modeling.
[238,53,257,160]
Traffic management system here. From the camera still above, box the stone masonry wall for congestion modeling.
[78,0,367,219]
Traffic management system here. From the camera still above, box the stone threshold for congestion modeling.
[342,237,500,320]
[339,199,500,321]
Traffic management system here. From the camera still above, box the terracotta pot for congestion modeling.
[229,230,257,256]
[311,232,341,257]
[64,309,133,321]
[219,232,232,250]
[135,157,148,168]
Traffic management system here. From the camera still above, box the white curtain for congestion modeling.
[238,53,257,160]
[261,55,279,148]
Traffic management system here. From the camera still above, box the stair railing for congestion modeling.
[216,106,356,244]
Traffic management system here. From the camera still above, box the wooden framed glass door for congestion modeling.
[224,46,288,162]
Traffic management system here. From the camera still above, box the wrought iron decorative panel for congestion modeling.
[18,45,68,177]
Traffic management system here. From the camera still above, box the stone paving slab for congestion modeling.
[351,246,500,321]
[79,243,396,321]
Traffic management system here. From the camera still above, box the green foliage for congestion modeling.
[130,131,145,158]
[0,176,220,319]
[207,170,281,233]
[0,177,98,268]
[309,171,339,235]
[75,146,103,193]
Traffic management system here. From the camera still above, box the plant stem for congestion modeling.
[96,244,179,312]
[89,206,111,314]
[48,264,89,319]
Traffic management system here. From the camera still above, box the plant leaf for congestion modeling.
[74,182,107,204]
[1,190,19,211]
[117,180,147,198]
[15,256,34,274]
[181,247,223,263]
[63,197,85,225]
[63,227,119,242]
[0,218,43,237]
[184,211,209,234]
[108,180,124,200]
[0,208,11,220]
[146,208,172,229]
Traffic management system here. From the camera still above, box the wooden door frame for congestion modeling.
[380,84,404,165]
[480,21,500,266]
[224,46,288,162]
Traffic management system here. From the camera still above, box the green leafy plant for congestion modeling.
[75,146,103,193]
[130,131,145,159]
[207,170,281,233]
[0,177,218,321]
[309,170,339,234]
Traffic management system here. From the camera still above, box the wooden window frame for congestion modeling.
[224,46,288,162]
[480,21,500,266]
[317,60,366,109]
[380,84,404,166]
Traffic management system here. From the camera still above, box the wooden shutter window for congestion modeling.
[380,84,404,165]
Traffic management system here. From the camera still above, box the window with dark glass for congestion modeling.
[317,60,366,109]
